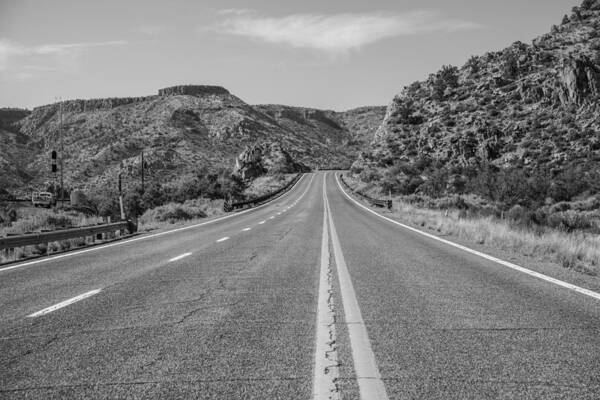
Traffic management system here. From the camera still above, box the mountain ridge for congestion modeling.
[0,86,385,198]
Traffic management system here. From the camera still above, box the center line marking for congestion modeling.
[28,289,102,318]
[242,227,251,232]
[168,252,192,262]
[216,237,229,242]
[314,176,340,399]
[324,175,389,399]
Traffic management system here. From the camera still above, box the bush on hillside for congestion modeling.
[140,200,207,224]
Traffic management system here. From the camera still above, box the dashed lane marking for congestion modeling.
[0,174,311,274]
[28,289,102,318]
[168,252,192,262]
[242,227,251,232]
[216,237,230,243]
[259,221,266,225]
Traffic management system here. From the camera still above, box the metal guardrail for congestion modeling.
[0,220,135,251]
[339,174,392,210]
[224,174,302,212]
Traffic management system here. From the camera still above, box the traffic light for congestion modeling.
[51,150,57,173]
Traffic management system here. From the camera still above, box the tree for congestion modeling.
[562,14,570,25]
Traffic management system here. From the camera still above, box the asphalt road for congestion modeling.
[1,172,599,399]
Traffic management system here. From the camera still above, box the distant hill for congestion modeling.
[353,0,600,204]
[0,86,385,197]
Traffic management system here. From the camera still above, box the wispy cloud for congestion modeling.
[0,39,126,80]
[214,10,481,53]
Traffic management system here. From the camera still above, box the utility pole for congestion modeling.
[56,97,64,207]
[141,150,145,195]
[118,162,125,220]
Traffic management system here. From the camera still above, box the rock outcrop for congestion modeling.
[558,56,600,105]
[158,85,230,97]
[233,143,309,180]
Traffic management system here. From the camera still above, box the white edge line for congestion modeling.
[0,174,310,274]
[168,252,192,262]
[27,289,102,318]
[334,173,600,302]
[216,237,229,243]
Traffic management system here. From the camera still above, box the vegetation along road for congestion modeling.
[1,172,599,399]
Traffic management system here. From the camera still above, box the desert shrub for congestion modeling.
[359,168,381,183]
[44,214,73,228]
[581,0,599,11]
[466,56,480,74]
[0,206,17,227]
[549,202,572,213]
[506,204,538,228]
[547,211,597,232]
[140,201,207,224]
[431,65,459,100]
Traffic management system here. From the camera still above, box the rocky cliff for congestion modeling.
[355,0,600,199]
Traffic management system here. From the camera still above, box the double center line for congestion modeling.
[314,175,389,399]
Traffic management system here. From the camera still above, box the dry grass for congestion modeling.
[0,208,109,264]
[138,198,223,231]
[0,208,103,236]
[390,200,600,276]
[243,174,296,199]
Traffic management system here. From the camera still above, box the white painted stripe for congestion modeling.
[259,221,266,225]
[0,174,313,274]
[334,173,600,302]
[242,227,251,232]
[168,252,192,262]
[277,212,282,215]
[325,175,389,399]
[269,216,275,219]
[216,237,229,243]
[28,289,102,318]
[313,176,340,400]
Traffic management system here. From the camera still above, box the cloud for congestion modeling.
[214,10,481,53]
[0,39,126,79]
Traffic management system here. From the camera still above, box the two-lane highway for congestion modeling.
[1,172,599,399]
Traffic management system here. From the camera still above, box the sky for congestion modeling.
[0,0,580,111]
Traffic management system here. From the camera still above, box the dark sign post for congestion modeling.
[51,150,58,208]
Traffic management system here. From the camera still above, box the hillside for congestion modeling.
[0,86,384,198]
[255,104,386,168]
[353,0,600,207]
